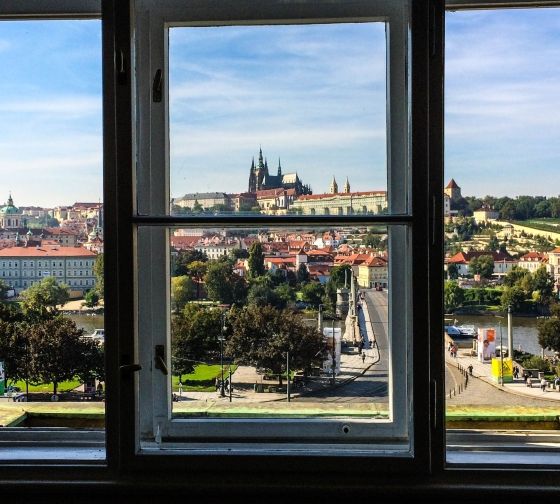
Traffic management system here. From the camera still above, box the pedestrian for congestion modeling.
[215,377,220,391]
[467,364,473,376]
[541,377,547,392]
[362,353,366,364]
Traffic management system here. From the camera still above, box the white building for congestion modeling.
[0,245,97,295]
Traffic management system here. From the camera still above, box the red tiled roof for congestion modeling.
[447,251,513,264]
[445,179,459,189]
[0,246,96,257]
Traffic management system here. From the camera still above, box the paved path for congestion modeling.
[446,344,560,406]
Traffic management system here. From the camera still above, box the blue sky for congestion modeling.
[1,11,559,208]
[445,8,560,198]
[0,20,101,208]
[169,23,386,197]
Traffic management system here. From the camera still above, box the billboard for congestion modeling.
[477,327,496,362]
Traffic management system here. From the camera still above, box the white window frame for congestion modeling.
[133,0,416,456]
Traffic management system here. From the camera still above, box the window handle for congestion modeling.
[152,69,163,103]
[155,345,168,375]
[120,363,142,374]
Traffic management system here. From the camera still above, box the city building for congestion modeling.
[0,244,97,295]
[0,194,24,229]
[518,251,547,273]
[290,190,388,216]
[357,255,388,289]
[473,205,499,224]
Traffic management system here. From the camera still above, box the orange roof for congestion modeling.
[363,256,387,267]
[550,247,560,254]
[445,178,459,189]
[0,246,96,258]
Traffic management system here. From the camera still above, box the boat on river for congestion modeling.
[85,328,105,343]
[444,325,476,340]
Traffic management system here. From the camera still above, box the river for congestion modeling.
[67,313,105,336]
[450,314,553,357]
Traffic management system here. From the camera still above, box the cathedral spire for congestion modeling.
[343,177,350,193]
[258,147,264,169]
[277,158,282,177]
[329,175,338,194]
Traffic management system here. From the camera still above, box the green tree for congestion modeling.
[204,262,247,305]
[21,277,70,317]
[296,263,310,284]
[301,282,325,308]
[486,234,499,252]
[225,305,324,385]
[444,281,464,313]
[532,266,555,306]
[537,317,560,354]
[0,279,9,300]
[174,249,208,276]
[0,320,28,385]
[274,283,296,307]
[503,266,530,288]
[171,275,195,312]
[469,255,494,279]
[27,316,92,395]
[247,283,283,309]
[501,286,526,313]
[83,290,100,309]
[247,242,266,278]
[171,304,224,376]
[93,253,104,298]
[446,263,459,280]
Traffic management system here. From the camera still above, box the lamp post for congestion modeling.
[331,317,336,385]
[499,320,503,386]
[217,312,227,397]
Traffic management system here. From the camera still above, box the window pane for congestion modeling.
[137,224,411,449]
[0,20,104,457]
[168,23,388,217]
[445,8,560,465]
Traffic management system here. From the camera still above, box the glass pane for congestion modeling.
[165,225,403,438]
[168,23,388,217]
[445,8,560,464]
[0,20,104,456]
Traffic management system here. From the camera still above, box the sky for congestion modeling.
[0,10,559,208]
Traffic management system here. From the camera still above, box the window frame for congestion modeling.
[117,0,437,475]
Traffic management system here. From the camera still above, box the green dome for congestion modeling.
[0,195,20,215]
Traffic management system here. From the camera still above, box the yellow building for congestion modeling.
[357,255,388,288]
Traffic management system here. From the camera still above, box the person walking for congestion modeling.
[541,377,547,392]
[361,353,366,364]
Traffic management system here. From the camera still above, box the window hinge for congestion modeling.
[152,69,163,102]
[155,345,168,375]
[116,48,127,85]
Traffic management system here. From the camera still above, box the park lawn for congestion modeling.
[7,379,82,393]
[172,364,238,392]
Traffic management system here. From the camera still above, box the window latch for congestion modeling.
[152,69,163,103]
[155,345,168,375]
[120,363,142,375]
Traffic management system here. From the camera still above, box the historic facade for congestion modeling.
[0,194,24,229]
[0,245,97,294]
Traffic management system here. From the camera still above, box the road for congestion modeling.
[298,288,389,403]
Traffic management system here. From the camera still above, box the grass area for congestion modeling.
[6,379,81,393]
[172,364,238,392]
[513,220,560,235]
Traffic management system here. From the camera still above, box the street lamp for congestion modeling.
[495,314,504,386]
[331,317,336,385]
[217,312,227,397]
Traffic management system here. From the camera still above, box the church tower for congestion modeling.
[277,158,282,177]
[248,158,257,193]
[329,176,338,194]
[343,177,350,194]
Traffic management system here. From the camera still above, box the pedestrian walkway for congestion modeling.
[178,344,375,404]
[447,343,560,403]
